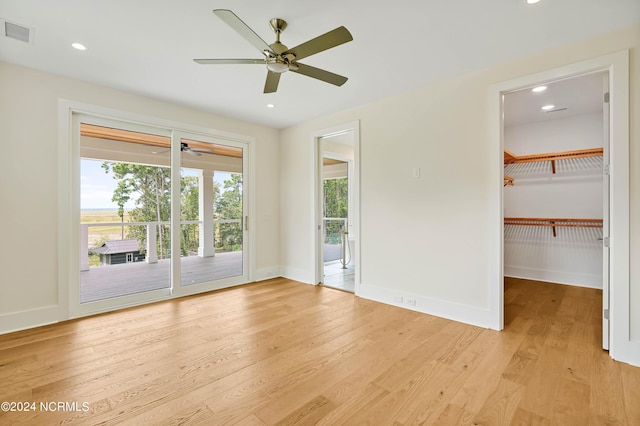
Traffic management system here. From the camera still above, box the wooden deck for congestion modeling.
[80,251,242,303]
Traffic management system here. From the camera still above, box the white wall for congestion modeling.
[279,24,640,336]
[0,61,281,331]
[504,113,604,288]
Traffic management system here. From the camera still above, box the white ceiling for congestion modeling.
[1,0,638,129]
[503,71,607,127]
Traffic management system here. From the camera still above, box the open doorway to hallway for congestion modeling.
[316,126,359,293]
[322,155,354,292]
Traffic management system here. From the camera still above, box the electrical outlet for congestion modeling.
[407,298,417,306]
[394,296,403,303]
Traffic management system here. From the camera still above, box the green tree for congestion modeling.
[323,178,348,244]
[215,173,243,251]
[180,175,199,255]
[102,163,171,258]
[103,163,235,256]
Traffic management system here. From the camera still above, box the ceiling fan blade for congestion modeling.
[264,71,281,93]
[194,59,265,65]
[290,63,348,87]
[185,149,201,157]
[285,26,353,61]
[213,9,272,55]
[191,147,214,153]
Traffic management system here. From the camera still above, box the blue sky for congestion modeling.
[80,159,232,210]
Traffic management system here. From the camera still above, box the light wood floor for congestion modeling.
[1,277,638,425]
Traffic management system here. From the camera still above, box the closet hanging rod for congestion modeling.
[504,217,603,237]
[503,148,603,164]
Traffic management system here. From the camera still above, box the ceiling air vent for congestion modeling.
[3,20,34,43]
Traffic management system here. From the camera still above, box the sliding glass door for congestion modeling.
[173,131,248,292]
[73,114,249,316]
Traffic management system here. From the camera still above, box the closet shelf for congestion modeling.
[504,147,603,176]
[504,217,603,237]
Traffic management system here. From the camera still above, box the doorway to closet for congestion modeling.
[501,71,609,349]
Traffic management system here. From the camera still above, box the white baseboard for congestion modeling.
[505,266,602,289]
[280,266,314,285]
[0,305,61,335]
[254,266,282,282]
[358,284,491,329]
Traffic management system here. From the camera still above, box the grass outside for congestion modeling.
[81,210,131,248]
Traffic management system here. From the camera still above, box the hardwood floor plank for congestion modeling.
[517,345,566,418]
[590,353,630,424]
[253,311,428,424]
[234,414,267,426]
[471,378,526,425]
[156,403,217,426]
[0,278,639,425]
[509,407,551,425]
[449,319,530,414]
[272,395,336,426]
[551,377,590,425]
[621,362,640,424]
[315,382,389,425]
[432,403,475,425]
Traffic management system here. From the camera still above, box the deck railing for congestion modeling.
[323,218,347,245]
[80,219,241,271]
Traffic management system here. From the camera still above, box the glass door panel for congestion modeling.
[177,135,246,287]
[79,122,172,304]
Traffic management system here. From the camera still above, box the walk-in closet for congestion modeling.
[502,72,608,344]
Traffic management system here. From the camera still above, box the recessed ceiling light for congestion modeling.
[72,43,87,51]
[541,104,555,111]
[527,0,541,4]
[266,104,275,108]
[532,86,547,93]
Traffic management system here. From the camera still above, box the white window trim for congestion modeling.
[58,100,256,320]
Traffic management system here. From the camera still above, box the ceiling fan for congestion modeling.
[153,142,213,157]
[194,9,353,93]
[181,142,213,156]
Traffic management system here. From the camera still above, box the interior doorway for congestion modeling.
[314,122,360,294]
[500,71,610,349]
[489,50,632,364]
[321,152,354,292]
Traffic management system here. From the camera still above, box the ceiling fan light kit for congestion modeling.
[266,57,289,73]
[194,9,353,93]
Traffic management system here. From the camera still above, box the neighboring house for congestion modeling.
[90,239,145,266]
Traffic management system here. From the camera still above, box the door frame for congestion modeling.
[312,121,361,294]
[488,50,633,363]
[58,100,255,319]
